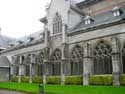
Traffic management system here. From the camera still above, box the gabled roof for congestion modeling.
[76,0,104,9]
[69,6,125,36]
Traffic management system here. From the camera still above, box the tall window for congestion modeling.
[94,40,112,74]
[71,45,84,75]
[35,51,44,76]
[122,42,125,73]
[51,49,62,76]
[53,13,62,35]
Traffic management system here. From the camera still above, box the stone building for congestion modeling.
[0,0,125,85]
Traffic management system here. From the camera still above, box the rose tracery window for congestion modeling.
[53,13,62,35]
[94,41,112,74]
[51,49,62,76]
[71,45,84,75]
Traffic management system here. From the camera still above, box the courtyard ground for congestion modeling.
[0,82,125,94]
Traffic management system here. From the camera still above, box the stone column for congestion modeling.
[111,36,120,86]
[18,56,22,83]
[29,63,32,83]
[29,54,34,83]
[83,43,93,85]
[62,23,67,44]
[61,59,65,85]
[43,61,47,84]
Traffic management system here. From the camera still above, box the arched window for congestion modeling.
[122,42,125,73]
[94,40,112,74]
[53,13,62,35]
[35,51,44,76]
[51,49,62,76]
[25,54,31,76]
[71,45,84,75]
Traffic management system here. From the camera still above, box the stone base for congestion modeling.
[83,73,89,85]
[112,72,120,86]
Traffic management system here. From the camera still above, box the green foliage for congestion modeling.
[32,76,42,83]
[120,74,125,85]
[10,75,18,82]
[21,76,29,83]
[89,75,112,85]
[65,76,83,85]
[46,76,61,84]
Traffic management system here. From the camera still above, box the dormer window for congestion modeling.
[85,15,93,25]
[53,13,62,35]
[112,6,122,17]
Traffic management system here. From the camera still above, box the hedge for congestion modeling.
[32,76,42,83]
[46,76,61,84]
[120,74,125,85]
[10,75,18,82]
[65,76,83,85]
[89,75,112,85]
[10,76,42,83]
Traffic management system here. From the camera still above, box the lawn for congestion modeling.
[0,82,38,93]
[0,82,125,94]
[44,84,125,94]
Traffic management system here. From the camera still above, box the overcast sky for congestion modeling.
[0,0,82,38]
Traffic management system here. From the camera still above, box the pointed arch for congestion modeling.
[70,45,84,75]
[53,12,62,35]
[93,40,112,74]
[35,51,45,76]
[50,48,62,76]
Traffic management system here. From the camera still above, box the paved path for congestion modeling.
[0,89,27,94]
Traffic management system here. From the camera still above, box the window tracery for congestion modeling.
[94,40,112,74]
[71,45,84,75]
[51,49,62,76]
[53,13,62,35]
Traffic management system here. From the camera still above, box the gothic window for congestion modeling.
[53,13,62,35]
[71,45,84,75]
[51,49,62,76]
[25,54,31,76]
[122,42,125,73]
[94,40,112,74]
[35,52,44,76]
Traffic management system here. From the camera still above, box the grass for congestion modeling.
[0,82,125,94]
[44,84,125,94]
[0,82,39,93]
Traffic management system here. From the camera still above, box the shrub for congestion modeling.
[32,76,42,83]
[10,75,18,82]
[65,76,83,85]
[89,75,112,85]
[46,76,61,84]
[21,76,29,83]
[120,74,125,85]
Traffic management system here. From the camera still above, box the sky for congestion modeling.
[0,0,82,38]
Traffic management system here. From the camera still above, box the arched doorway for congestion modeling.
[71,45,84,75]
[94,40,112,74]
[51,49,62,76]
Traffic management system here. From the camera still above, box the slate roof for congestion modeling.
[69,6,125,35]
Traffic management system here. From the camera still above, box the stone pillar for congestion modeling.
[111,36,120,86]
[62,23,67,44]
[29,54,33,83]
[83,43,93,85]
[29,63,32,83]
[61,59,65,85]
[43,61,47,84]
[18,56,22,83]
